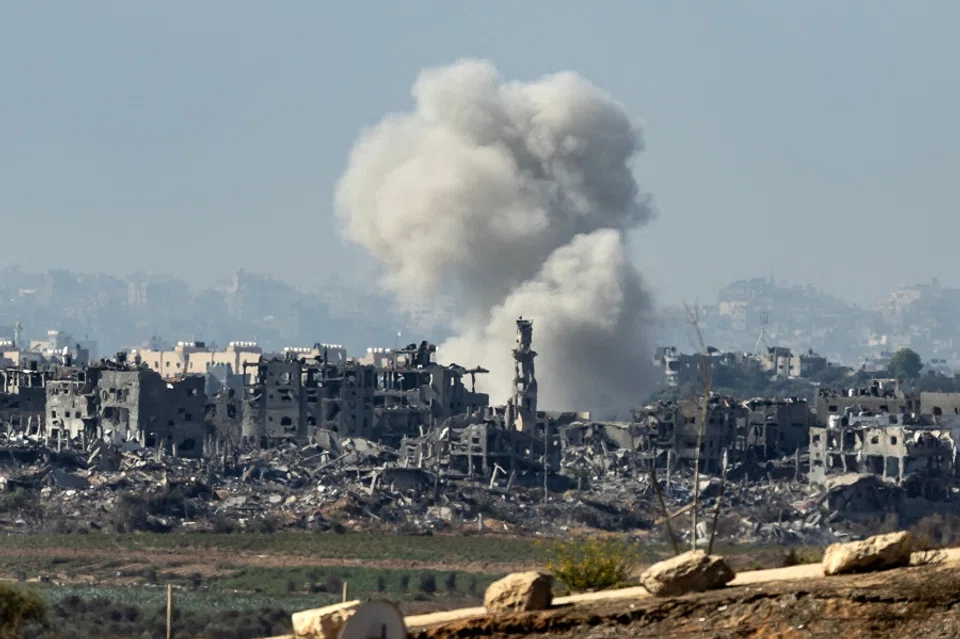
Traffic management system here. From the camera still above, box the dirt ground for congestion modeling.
[413,564,960,639]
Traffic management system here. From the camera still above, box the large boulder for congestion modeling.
[822,531,914,576]
[292,600,361,638]
[484,572,554,615]
[640,550,735,596]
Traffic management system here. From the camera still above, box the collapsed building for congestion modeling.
[809,406,960,499]
[365,340,489,447]
[238,340,490,448]
[7,321,960,544]
[806,379,960,499]
[4,312,960,517]
[398,318,560,480]
[241,349,376,444]
[45,359,210,455]
[742,397,810,459]
[621,395,811,473]
[0,363,50,434]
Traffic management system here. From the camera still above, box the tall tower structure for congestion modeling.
[754,312,771,356]
[511,317,538,432]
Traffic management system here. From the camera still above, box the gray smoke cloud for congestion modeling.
[335,59,656,414]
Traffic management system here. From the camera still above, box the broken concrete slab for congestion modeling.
[50,469,90,490]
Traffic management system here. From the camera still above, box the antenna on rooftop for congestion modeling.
[755,312,771,356]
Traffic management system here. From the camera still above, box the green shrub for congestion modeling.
[246,516,280,534]
[213,515,238,534]
[325,573,343,594]
[111,493,151,533]
[443,572,457,594]
[418,573,437,595]
[539,536,641,593]
[0,584,46,639]
[781,548,823,567]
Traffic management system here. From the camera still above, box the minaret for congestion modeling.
[511,317,538,432]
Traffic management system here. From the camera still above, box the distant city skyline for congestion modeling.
[3,2,959,306]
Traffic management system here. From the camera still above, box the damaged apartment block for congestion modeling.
[810,380,959,500]
[1,362,49,435]
[241,344,377,445]
[809,411,958,500]
[44,356,209,456]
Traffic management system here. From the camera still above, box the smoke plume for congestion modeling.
[335,59,656,414]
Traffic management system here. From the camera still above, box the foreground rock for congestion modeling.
[822,531,914,576]
[292,600,361,638]
[640,550,735,596]
[484,572,554,614]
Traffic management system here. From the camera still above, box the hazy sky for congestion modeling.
[2,2,957,306]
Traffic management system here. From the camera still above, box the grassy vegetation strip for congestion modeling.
[1,532,538,563]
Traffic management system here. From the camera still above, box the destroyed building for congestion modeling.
[398,318,558,479]
[204,387,244,450]
[237,339,488,448]
[672,395,746,471]
[44,358,213,457]
[920,391,960,421]
[816,380,919,421]
[742,397,810,459]
[363,341,489,447]
[0,363,49,434]
[759,346,793,378]
[652,347,702,388]
[241,350,377,444]
[46,367,100,440]
[809,406,959,499]
[579,394,812,475]
[95,363,210,456]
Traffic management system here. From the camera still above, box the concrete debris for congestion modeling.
[0,426,878,543]
[2,321,960,545]
[483,572,554,615]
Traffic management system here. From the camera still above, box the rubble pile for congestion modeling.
[0,430,877,545]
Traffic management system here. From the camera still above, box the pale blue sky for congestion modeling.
[2,2,957,306]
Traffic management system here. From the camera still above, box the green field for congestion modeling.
[0,532,822,638]
[2,531,540,563]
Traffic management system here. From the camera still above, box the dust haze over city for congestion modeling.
[2,3,960,638]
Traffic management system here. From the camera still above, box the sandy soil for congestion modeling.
[401,547,960,636]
